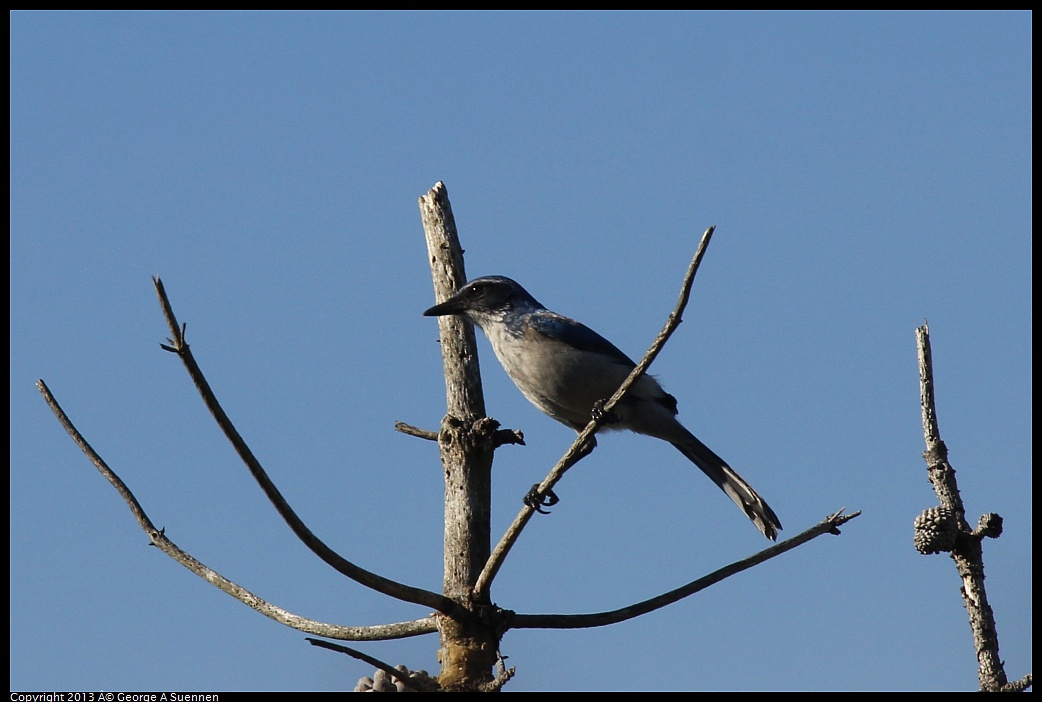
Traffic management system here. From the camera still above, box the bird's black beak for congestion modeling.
[423,297,465,317]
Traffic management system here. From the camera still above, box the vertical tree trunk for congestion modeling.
[419,182,499,690]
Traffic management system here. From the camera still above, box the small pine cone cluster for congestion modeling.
[355,665,435,692]
[913,506,959,554]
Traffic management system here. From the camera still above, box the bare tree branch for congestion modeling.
[473,226,716,600]
[1001,673,1033,693]
[481,655,517,693]
[511,509,859,630]
[395,419,525,453]
[150,276,466,619]
[394,421,439,441]
[35,379,439,642]
[917,322,970,521]
[915,322,1018,691]
[306,639,438,691]
[490,428,527,448]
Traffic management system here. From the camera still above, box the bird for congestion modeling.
[424,275,782,541]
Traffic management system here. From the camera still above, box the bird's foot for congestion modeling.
[524,484,560,514]
[591,399,621,425]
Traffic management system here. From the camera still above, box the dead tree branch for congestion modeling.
[419,181,502,690]
[35,379,438,642]
[306,639,438,692]
[394,421,439,441]
[915,322,1025,691]
[150,276,465,619]
[473,226,716,600]
[511,509,858,629]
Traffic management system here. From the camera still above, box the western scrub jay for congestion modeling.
[424,275,782,541]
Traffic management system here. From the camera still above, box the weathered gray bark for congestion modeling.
[915,323,1029,692]
[419,182,501,690]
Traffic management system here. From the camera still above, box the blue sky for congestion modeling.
[10,11,1031,692]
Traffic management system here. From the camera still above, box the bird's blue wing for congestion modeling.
[527,311,636,367]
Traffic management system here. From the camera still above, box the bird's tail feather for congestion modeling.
[671,434,782,541]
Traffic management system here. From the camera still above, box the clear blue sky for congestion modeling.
[11,11,1031,692]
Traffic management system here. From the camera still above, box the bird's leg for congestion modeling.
[524,485,560,514]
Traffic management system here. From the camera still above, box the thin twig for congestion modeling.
[1001,673,1032,693]
[36,379,438,642]
[492,428,526,448]
[480,655,516,693]
[511,509,859,629]
[473,226,716,600]
[151,276,466,619]
[394,421,439,441]
[306,639,436,692]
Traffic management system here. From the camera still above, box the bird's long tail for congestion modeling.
[670,432,782,541]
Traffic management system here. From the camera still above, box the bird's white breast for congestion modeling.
[481,317,640,428]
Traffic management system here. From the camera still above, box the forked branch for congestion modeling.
[150,276,465,618]
[36,379,438,642]
[473,226,716,600]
